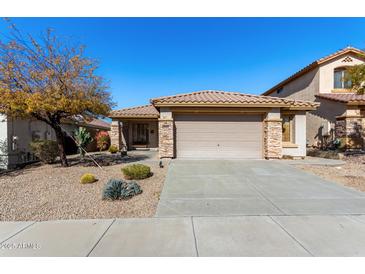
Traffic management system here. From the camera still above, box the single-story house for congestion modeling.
[0,115,111,169]
[109,90,319,159]
[262,46,365,150]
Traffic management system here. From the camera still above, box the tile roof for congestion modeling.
[151,90,319,109]
[316,93,365,104]
[63,116,111,130]
[109,104,159,118]
[87,118,111,130]
[263,46,365,96]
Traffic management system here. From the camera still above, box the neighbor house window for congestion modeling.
[334,68,352,89]
[277,87,283,94]
[282,115,294,143]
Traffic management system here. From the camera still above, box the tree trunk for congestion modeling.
[53,124,69,167]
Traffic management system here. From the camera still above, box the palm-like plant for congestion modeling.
[74,127,93,159]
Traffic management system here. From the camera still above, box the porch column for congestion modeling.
[158,108,174,158]
[264,109,282,159]
[110,120,127,152]
[335,115,364,150]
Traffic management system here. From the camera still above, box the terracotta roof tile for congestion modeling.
[87,118,111,130]
[151,90,318,108]
[316,93,365,104]
[109,104,159,118]
[263,46,365,96]
[62,116,111,130]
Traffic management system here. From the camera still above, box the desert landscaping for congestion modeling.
[0,152,167,221]
[298,155,365,192]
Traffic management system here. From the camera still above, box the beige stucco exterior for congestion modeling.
[267,51,365,148]
[111,107,308,159]
[1,115,110,169]
[282,111,307,157]
[319,54,364,93]
[0,117,60,169]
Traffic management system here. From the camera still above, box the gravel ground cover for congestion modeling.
[0,156,167,221]
[298,155,365,192]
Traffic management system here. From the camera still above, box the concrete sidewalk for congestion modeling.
[2,215,365,256]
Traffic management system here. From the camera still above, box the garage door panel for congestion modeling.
[175,128,257,133]
[176,134,259,142]
[178,150,260,159]
[175,114,263,159]
[175,115,260,122]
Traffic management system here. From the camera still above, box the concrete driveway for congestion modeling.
[156,160,365,217]
[2,159,365,257]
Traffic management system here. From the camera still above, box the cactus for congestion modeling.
[80,173,97,184]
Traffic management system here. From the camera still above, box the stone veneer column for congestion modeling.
[335,116,364,150]
[264,109,282,159]
[110,120,127,152]
[158,108,174,158]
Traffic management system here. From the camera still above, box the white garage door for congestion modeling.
[175,114,263,159]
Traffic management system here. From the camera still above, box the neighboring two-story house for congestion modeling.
[262,46,365,150]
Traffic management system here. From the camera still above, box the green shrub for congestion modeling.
[121,164,151,180]
[80,173,97,184]
[120,181,143,199]
[30,140,59,164]
[102,178,123,200]
[109,144,118,154]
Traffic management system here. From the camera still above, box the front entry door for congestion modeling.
[132,123,149,145]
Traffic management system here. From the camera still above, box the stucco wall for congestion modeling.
[5,118,80,167]
[319,53,365,93]
[3,117,102,168]
[6,118,49,167]
[0,114,8,169]
[308,98,347,145]
[270,68,320,101]
[282,112,306,157]
[269,68,323,146]
[148,122,158,148]
[268,57,361,146]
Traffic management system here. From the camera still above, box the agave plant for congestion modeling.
[102,179,124,200]
[120,181,143,199]
[74,127,93,159]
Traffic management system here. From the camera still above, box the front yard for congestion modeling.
[298,155,365,192]
[0,152,167,221]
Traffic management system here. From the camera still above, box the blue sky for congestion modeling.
[1,18,365,110]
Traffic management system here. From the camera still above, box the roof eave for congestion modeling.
[263,48,365,96]
[347,101,365,106]
[62,119,110,130]
[153,102,290,108]
[315,95,348,103]
[262,62,318,96]
[109,115,159,119]
[286,106,319,111]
